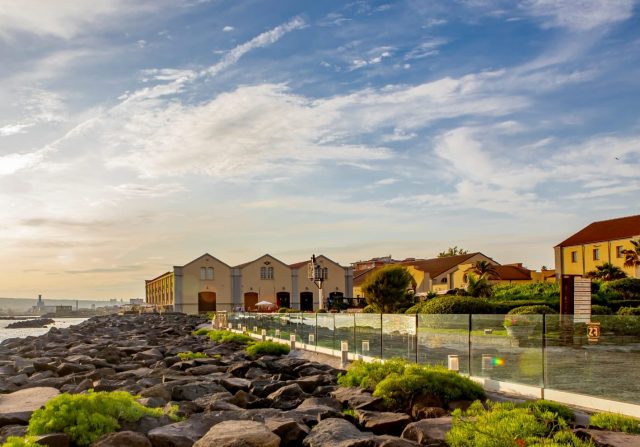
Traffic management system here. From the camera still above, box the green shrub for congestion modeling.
[492,282,560,302]
[337,358,407,391]
[192,327,211,336]
[521,400,574,422]
[278,307,298,313]
[446,401,591,447]
[591,305,612,315]
[177,351,208,360]
[207,330,254,345]
[592,315,640,336]
[507,305,557,315]
[362,305,378,313]
[338,359,484,411]
[590,412,640,433]
[617,306,640,315]
[2,437,44,447]
[246,341,290,357]
[415,296,495,314]
[601,278,640,300]
[27,391,163,446]
[492,300,559,314]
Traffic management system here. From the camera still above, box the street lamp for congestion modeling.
[308,254,327,311]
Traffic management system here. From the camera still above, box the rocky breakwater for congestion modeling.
[6,318,55,329]
[0,313,423,446]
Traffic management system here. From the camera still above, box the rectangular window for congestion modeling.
[200,267,206,280]
[206,267,214,280]
[261,266,274,280]
[616,245,624,258]
[571,251,577,263]
[593,248,600,261]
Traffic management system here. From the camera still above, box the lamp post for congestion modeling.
[308,254,327,311]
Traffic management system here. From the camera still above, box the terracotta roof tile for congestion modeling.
[493,265,531,281]
[557,215,640,247]
[402,253,482,277]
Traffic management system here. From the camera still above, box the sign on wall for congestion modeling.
[573,277,591,323]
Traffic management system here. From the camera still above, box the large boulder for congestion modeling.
[401,417,452,446]
[193,420,280,447]
[356,410,412,436]
[268,383,307,410]
[265,418,309,447]
[0,387,59,427]
[147,412,241,447]
[302,417,376,447]
[171,381,227,401]
[92,431,151,447]
[574,429,640,447]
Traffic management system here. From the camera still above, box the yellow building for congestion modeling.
[554,214,640,278]
[145,253,353,314]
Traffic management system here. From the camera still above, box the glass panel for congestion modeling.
[316,314,335,351]
[334,313,356,354]
[355,314,382,358]
[303,313,317,347]
[417,314,470,374]
[382,314,417,361]
[545,315,640,404]
[471,314,543,387]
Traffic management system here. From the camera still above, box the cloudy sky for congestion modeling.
[1,0,639,300]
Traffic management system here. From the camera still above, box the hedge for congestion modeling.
[407,296,496,315]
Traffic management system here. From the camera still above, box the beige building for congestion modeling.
[145,253,353,314]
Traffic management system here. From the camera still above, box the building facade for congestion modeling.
[554,215,640,279]
[145,253,353,314]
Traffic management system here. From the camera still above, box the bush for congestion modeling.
[617,307,640,315]
[446,401,591,447]
[192,327,211,336]
[27,391,163,446]
[492,282,560,302]
[246,341,290,357]
[507,305,557,315]
[337,359,485,411]
[591,305,613,315]
[206,330,254,345]
[601,278,640,300]
[177,351,208,360]
[277,307,298,313]
[590,412,640,433]
[521,400,574,422]
[362,305,378,313]
[492,301,559,314]
[415,296,495,314]
[608,300,640,311]
[593,315,640,336]
[2,437,44,447]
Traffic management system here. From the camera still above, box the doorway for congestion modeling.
[198,291,216,313]
[300,291,314,312]
[276,291,290,309]
[244,292,259,311]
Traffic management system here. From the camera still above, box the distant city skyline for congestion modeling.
[1,1,639,299]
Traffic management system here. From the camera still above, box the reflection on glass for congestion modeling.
[382,314,416,361]
[418,314,470,374]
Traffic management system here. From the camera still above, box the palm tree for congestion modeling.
[622,239,640,277]
[586,262,627,281]
[468,260,499,280]
[466,273,493,298]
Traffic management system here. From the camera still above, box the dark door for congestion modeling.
[276,291,290,309]
[244,292,259,311]
[198,291,216,313]
[300,292,314,312]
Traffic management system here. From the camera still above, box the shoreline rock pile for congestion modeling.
[6,318,55,329]
[0,314,635,447]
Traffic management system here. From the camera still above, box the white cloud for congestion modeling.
[112,183,186,198]
[0,122,33,136]
[523,0,635,31]
[404,39,447,61]
[0,149,48,175]
[222,25,234,32]
[0,0,136,39]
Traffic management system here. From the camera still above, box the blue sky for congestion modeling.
[0,0,639,299]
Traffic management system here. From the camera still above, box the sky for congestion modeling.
[1,0,639,300]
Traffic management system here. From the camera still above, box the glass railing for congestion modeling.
[220,312,640,405]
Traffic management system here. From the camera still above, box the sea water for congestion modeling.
[0,318,88,343]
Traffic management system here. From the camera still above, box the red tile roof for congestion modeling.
[493,265,531,281]
[353,266,382,287]
[402,253,483,277]
[556,215,640,247]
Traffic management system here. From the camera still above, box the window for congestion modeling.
[200,267,206,280]
[571,251,577,263]
[260,266,274,280]
[206,267,214,280]
[616,245,624,258]
[593,248,600,261]
[441,277,447,283]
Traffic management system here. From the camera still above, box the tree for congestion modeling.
[465,273,493,298]
[467,260,499,280]
[438,246,469,258]
[586,262,627,281]
[622,239,640,276]
[362,265,415,313]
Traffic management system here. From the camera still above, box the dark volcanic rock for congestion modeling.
[6,318,54,329]
[401,417,452,446]
[93,431,151,447]
[0,387,60,427]
[356,410,412,436]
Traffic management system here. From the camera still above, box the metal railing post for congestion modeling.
[468,314,472,376]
